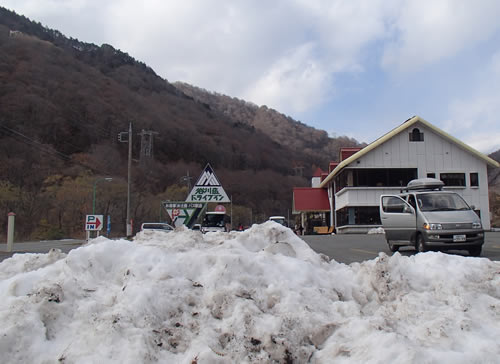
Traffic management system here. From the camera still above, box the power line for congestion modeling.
[0,122,112,175]
[0,123,71,161]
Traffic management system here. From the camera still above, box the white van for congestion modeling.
[379,178,484,256]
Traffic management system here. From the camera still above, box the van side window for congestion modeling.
[382,196,407,213]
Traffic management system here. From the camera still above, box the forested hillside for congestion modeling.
[174,82,362,166]
[0,7,361,239]
[488,151,500,227]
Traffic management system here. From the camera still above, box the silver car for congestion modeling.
[380,178,484,256]
[140,223,174,232]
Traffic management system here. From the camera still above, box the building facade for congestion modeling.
[320,116,500,233]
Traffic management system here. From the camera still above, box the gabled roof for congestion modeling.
[293,187,330,212]
[312,167,324,177]
[320,116,500,188]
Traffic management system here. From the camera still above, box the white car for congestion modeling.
[140,223,174,232]
[268,216,287,226]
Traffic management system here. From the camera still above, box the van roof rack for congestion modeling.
[405,178,444,192]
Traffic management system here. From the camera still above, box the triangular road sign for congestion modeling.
[163,201,204,227]
[186,164,231,202]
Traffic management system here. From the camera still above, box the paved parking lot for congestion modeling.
[302,232,500,264]
[1,233,499,264]
[0,239,86,262]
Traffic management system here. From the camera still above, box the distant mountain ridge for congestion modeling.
[174,82,363,166]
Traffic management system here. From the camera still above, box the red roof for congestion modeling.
[293,187,330,212]
[329,162,339,173]
[312,167,324,177]
[340,147,362,161]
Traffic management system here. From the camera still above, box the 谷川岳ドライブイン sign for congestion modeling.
[186,164,230,203]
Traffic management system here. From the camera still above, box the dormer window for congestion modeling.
[409,128,424,142]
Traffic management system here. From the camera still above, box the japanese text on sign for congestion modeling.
[163,202,204,209]
[191,187,224,201]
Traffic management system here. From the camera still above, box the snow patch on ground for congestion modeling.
[367,227,385,234]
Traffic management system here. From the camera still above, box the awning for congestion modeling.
[293,187,330,212]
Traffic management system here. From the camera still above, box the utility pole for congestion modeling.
[180,171,193,193]
[118,123,133,237]
[126,122,132,237]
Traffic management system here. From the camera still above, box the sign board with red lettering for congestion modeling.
[163,202,204,227]
[85,215,103,231]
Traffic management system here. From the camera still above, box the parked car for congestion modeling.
[191,224,202,232]
[379,178,484,256]
[140,223,174,232]
[268,216,287,226]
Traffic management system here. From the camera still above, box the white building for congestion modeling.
[320,116,500,233]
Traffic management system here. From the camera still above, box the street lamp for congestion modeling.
[92,177,113,214]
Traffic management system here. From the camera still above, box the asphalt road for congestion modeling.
[0,239,86,262]
[302,231,500,264]
[1,232,499,264]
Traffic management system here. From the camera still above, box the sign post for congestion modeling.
[6,212,15,252]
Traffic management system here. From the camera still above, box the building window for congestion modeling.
[336,206,381,226]
[335,168,418,192]
[427,173,435,178]
[409,128,424,142]
[470,173,479,187]
[440,173,466,187]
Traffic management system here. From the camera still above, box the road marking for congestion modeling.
[350,248,378,255]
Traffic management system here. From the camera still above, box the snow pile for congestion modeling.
[367,227,385,234]
[0,222,499,363]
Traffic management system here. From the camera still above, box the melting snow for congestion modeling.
[0,222,498,363]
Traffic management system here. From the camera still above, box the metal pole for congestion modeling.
[92,181,97,215]
[126,122,132,237]
[7,212,15,252]
[93,178,112,215]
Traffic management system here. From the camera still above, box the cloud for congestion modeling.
[381,0,500,73]
[98,1,393,114]
[444,50,500,153]
[242,43,330,112]
[0,1,394,112]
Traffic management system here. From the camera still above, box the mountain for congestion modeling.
[174,82,362,167]
[0,7,361,239]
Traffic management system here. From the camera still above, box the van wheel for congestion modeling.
[416,234,426,253]
[387,240,399,252]
[468,247,481,257]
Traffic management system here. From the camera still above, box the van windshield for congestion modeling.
[416,193,471,212]
[203,213,229,227]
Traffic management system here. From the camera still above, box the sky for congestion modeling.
[0,222,499,362]
[3,0,500,153]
